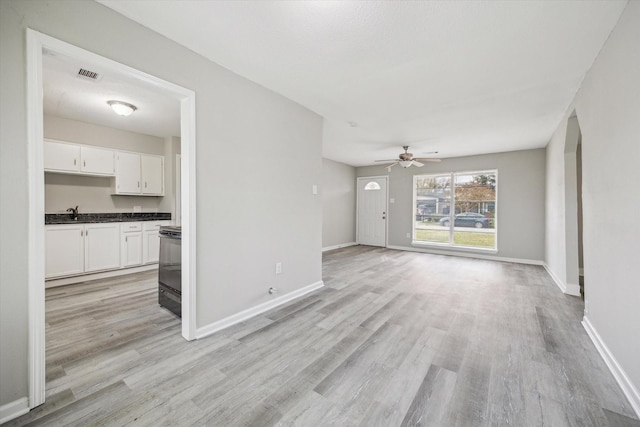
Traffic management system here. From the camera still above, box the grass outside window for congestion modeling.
[415,229,495,248]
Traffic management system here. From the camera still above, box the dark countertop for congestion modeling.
[45,212,171,225]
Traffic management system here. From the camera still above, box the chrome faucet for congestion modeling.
[66,205,79,221]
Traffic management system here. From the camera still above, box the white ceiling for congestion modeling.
[43,49,181,138]
[95,0,627,165]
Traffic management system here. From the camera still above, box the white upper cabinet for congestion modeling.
[141,154,164,195]
[113,151,164,196]
[114,151,142,194]
[80,145,115,175]
[44,140,81,172]
[43,139,164,196]
[44,139,114,176]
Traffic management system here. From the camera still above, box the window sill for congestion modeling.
[411,241,498,254]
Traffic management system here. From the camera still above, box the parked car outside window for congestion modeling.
[439,212,491,228]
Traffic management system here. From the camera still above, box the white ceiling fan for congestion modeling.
[375,146,441,171]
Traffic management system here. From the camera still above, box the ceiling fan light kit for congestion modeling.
[376,145,441,172]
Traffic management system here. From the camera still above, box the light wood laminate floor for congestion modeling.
[8,246,639,426]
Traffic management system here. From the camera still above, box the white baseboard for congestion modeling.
[322,242,357,252]
[564,282,581,296]
[196,280,324,339]
[0,397,29,424]
[582,316,640,418]
[543,263,581,296]
[45,264,158,288]
[386,244,544,266]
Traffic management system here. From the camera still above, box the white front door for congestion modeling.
[357,177,388,247]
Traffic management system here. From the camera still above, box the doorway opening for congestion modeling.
[26,29,197,409]
[563,114,583,298]
[577,131,584,300]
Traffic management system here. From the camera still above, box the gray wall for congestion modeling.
[322,158,356,249]
[45,115,165,155]
[546,1,640,399]
[0,0,322,408]
[44,115,174,214]
[357,148,546,262]
[545,118,568,284]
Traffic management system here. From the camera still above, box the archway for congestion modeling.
[563,114,583,297]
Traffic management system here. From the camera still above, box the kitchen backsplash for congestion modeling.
[45,212,171,224]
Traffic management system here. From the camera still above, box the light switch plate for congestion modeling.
[390,198,395,203]
[312,185,318,195]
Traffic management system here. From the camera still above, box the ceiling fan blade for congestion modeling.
[412,160,424,167]
[385,162,399,171]
[375,159,399,162]
[413,158,442,163]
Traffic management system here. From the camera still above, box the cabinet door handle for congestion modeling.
[83,160,86,167]
[74,159,77,166]
[138,181,140,188]
[126,236,128,243]
[86,230,88,236]
[145,182,147,188]
[80,230,83,236]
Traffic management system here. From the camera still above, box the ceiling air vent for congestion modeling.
[77,68,102,81]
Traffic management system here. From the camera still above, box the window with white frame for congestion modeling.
[413,170,497,249]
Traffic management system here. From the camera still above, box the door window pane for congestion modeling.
[364,181,381,190]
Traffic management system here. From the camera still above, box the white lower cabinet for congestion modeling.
[46,220,169,280]
[45,224,85,278]
[45,223,120,279]
[142,221,171,264]
[121,223,143,268]
[85,223,121,272]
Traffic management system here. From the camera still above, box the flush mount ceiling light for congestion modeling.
[107,100,137,116]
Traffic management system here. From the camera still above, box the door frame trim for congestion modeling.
[356,176,389,247]
[26,29,198,408]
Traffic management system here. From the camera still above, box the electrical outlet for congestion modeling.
[406,233,411,239]
[275,262,282,275]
